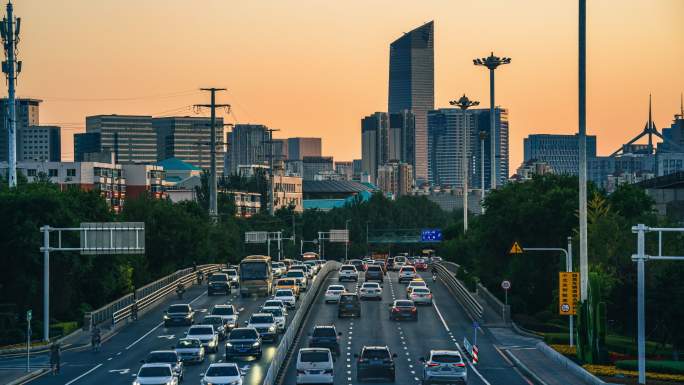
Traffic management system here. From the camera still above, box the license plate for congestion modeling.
[441,366,452,372]
[309,370,322,374]
[238,348,247,352]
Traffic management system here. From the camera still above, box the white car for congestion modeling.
[398,266,417,283]
[186,325,219,353]
[245,313,278,342]
[406,280,428,296]
[201,362,242,385]
[224,269,239,287]
[261,306,286,332]
[338,265,359,282]
[286,270,309,291]
[359,282,383,300]
[296,348,334,385]
[134,363,178,385]
[409,287,433,305]
[174,338,205,364]
[262,299,288,314]
[324,284,346,303]
[304,261,319,275]
[210,304,239,330]
[272,262,287,277]
[274,289,297,308]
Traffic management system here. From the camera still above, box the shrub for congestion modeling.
[616,360,684,375]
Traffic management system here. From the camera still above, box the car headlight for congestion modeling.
[268,326,276,332]
[252,341,260,347]
[229,380,240,385]
[185,314,192,318]
[133,381,141,385]
[163,315,170,320]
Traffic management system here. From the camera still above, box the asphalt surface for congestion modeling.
[282,269,532,385]
[0,277,313,385]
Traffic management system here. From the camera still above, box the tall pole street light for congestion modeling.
[450,95,480,233]
[578,0,588,302]
[473,52,511,192]
[479,130,487,214]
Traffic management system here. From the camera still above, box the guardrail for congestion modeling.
[434,262,484,319]
[261,261,340,385]
[85,264,223,329]
[476,282,510,323]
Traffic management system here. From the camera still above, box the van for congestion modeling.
[296,348,334,384]
[365,265,384,283]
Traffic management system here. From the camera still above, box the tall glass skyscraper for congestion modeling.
[388,21,434,184]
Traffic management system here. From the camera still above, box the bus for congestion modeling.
[302,252,319,262]
[239,255,273,297]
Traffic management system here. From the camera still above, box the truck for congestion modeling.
[239,255,273,297]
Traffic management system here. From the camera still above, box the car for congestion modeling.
[304,260,319,275]
[286,270,308,291]
[372,260,388,274]
[201,315,230,340]
[386,257,396,271]
[141,350,183,380]
[245,313,278,342]
[337,293,361,318]
[430,256,443,264]
[421,350,468,384]
[365,265,384,282]
[186,325,219,353]
[324,284,347,303]
[309,325,341,355]
[359,282,383,300]
[274,289,297,308]
[207,273,231,296]
[276,277,301,297]
[261,306,286,332]
[163,304,194,327]
[355,346,397,382]
[272,262,287,277]
[133,363,178,385]
[225,327,262,360]
[398,266,417,283]
[338,265,359,282]
[296,348,334,385]
[406,279,428,295]
[389,300,418,321]
[414,258,428,271]
[393,256,407,270]
[174,338,205,364]
[262,299,288,314]
[409,287,433,305]
[348,259,366,272]
[291,264,314,280]
[210,304,239,330]
[223,268,240,287]
[201,362,243,385]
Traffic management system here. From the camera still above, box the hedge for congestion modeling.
[616,360,684,375]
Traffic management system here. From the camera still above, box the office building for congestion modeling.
[352,159,363,180]
[74,132,102,162]
[227,191,262,217]
[153,116,225,174]
[361,112,389,182]
[389,110,415,166]
[388,21,434,183]
[121,164,166,200]
[287,137,321,160]
[377,161,413,197]
[18,125,61,162]
[335,161,353,180]
[523,134,596,175]
[302,156,333,180]
[0,98,41,162]
[85,115,156,164]
[225,124,269,174]
[273,174,304,212]
[273,139,288,161]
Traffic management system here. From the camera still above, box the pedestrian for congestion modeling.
[49,343,61,375]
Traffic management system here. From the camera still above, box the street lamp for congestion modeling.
[479,130,487,214]
[450,95,480,233]
[345,219,351,261]
[473,52,511,191]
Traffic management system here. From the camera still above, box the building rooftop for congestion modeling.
[157,157,202,171]
[302,180,375,194]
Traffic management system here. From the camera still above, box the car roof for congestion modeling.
[148,350,177,355]
[208,362,240,368]
[314,325,336,330]
[362,345,390,351]
[214,304,234,308]
[300,347,331,353]
[141,363,173,368]
[430,350,461,356]
[394,300,415,305]
[189,324,213,329]
[251,312,272,317]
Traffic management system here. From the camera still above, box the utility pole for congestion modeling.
[578,0,588,301]
[479,130,486,213]
[450,95,480,233]
[264,128,280,216]
[195,88,230,221]
[1,2,21,188]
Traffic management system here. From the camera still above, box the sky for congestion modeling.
[9,0,684,171]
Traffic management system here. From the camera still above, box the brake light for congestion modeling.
[428,293,433,298]
[453,363,466,367]
[358,358,368,363]
[410,308,417,312]
[391,308,400,313]
[427,363,440,367]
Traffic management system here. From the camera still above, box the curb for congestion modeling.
[504,349,548,385]
[535,342,610,385]
[511,321,543,340]
[6,368,48,385]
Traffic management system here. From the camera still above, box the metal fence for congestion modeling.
[434,262,484,319]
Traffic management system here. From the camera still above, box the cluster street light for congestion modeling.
[450,94,480,233]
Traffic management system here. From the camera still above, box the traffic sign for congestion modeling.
[421,229,443,242]
[245,231,268,243]
[509,242,523,254]
[501,280,511,290]
[26,310,31,322]
[559,272,580,315]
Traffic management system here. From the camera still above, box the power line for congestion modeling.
[39,89,199,102]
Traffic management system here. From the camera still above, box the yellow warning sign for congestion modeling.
[559,272,580,315]
[509,242,523,254]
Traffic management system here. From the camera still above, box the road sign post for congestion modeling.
[501,280,511,321]
[26,309,31,372]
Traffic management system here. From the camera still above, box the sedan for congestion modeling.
[186,325,219,353]
[409,287,433,305]
[421,350,467,384]
[414,259,428,271]
[134,363,178,385]
[324,284,347,303]
[406,280,428,296]
[359,282,383,301]
[141,350,183,380]
[174,338,205,364]
[261,306,286,333]
[355,346,397,382]
[274,289,297,308]
[201,315,229,340]
[201,362,242,385]
[389,300,418,321]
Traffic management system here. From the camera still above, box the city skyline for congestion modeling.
[7,0,684,171]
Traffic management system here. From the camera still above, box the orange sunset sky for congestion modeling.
[8,0,684,171]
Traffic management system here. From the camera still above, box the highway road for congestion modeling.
[282,269,531,385]
[0,275,317,385]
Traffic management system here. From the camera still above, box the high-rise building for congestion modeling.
[361,112,389,182]
[287,137,321,160]
[389,110,415,167]
[377,161,413,197]
[0,98,41,162]
[85,115,156,164]
[74,132,102,162]
[388,21,434,183]
[225,124,269,174]
[153,116,225,174]
[427,107,509,188]
[18,125,61,162]
[352,159,363,180]
[302,156,333,180]
[274,139,288,161]
[523,134,597,175]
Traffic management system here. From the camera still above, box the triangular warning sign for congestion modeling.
[510,242,523,254]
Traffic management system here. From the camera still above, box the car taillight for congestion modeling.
[428,293,433,298]
[410,308,417,312]
[453,363,466,367]
[391,308,400,312]
[427,363,440,367]
[358,358,367,363]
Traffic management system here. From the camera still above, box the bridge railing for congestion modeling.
[435,262,484,320]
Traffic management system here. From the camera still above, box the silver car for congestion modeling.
[408,287,433,305]
[174,338,205,364]
[421,350,467,384]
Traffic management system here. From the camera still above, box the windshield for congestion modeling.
[278,279,296,286]
[263,308,283,316]
[276,290,293,297]
[340,266,355,271]
[146,352,177,363]
[230,329,257,339]
[410,282,427,287]
[363,349,390,360]
[177,339,200,348]
[395,301,414,307]
[250,315,274,323]
[139,366,171,377]
[188,327,213,335]
[168,305,189,313]
[210,274,228,282]
[413,288,430,294]
[328,285,345,291]
[300,351,330,362]
[264,301,282,307]
[362,283,379,288]
[206,365,239,376]
[240,262,269,280]
[339,295,357,303]
[313,328,336,337]
[212,307,234,315]
[286,271,304,278]
[432,354,463,363]
[202,317,223,325]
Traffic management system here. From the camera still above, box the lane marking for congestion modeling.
[64,363,102,385]
[456,342,491,385]
[432,300,450,332]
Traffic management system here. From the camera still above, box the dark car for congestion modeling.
[389,300,418,321]
[309,325,342,355]
[349,259,366,272]
[365,265,384,283]
[141,350,184,380]
[225,327,262,360]
[355,346,397,382]
[338,293,361,318]
[386,257,395,271]
[163,304,194,326]
[201,315,230,340]
[208,273,231,296]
